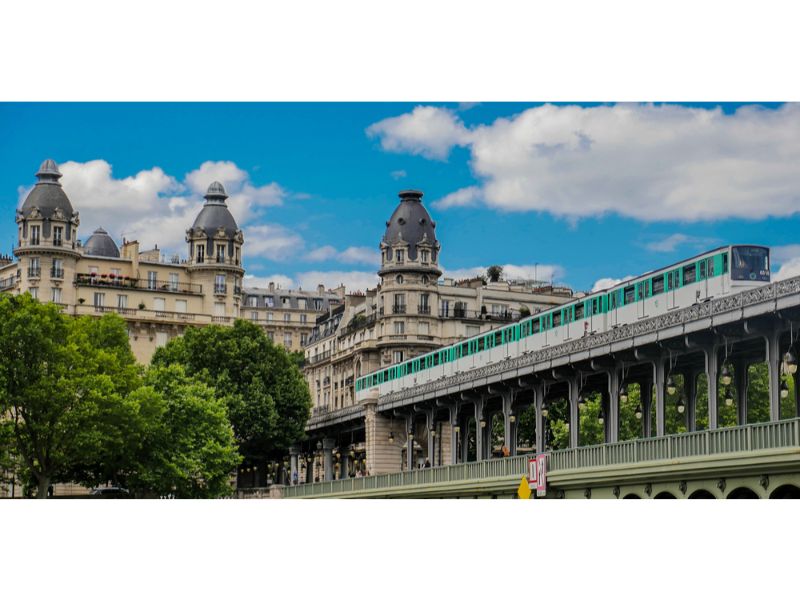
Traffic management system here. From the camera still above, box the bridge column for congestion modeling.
[733,359,748,426]
[795,370,800,420]
[289,446,299,485]
[502,390,518,456]
[684,370,698,432]
[534,385,545,454]
[766,328,782,421]
[322,437,335,481]
[448,404,459,465]
[653,358,666,436]
[474,396,486,462]
[341,453,350,479]
[607,369,620,443]
[568,377,580,448]
[363,392,403,475]
[704,345,719,429]
[460,412,470,463]
[640,378,653,438]
[425,409,435,467]
[406,414,415,470]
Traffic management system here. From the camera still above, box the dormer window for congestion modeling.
[197,245,205,263]
[30,225,40,245]
[420,249,429,263]
[53,226,63,247]
[395,249,404,263]
[216,245,226,263]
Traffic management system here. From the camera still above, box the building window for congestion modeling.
[466,325,480,337]
[396,275,404,284]
[51,287,62,303]
[385,249,391,262]
[298,298,307,310]
[89,265,99,276]
[30,225,41,245]
[156,331,169,348]
[53,226,63,247]
[394,321,405,335]
[419,293,430,314]
[28,287,38,300]
[51,258,63,279]
[314,298,322,310]
[393,350,404,363]
[214,302,225,316]
[491,303,507,316]
[147,271,157,290]
[93,292,104,307]
[419,321,429,335]
[266,296,275,307]
[440,299,450,317]
[28,257,40,278]
[250,311,258,321]
[248,296,257,307]
[283,313,290,323]
[267,312,274,322]
[284,333,293,347]
[169,273,178,292]
[215,274,226,294]
[111,268,121,277]
[197,244,205,263]
[395,249,404,263]
[175,300,187,313]
[235,247,240,265]
[301,333,308,345]
[300,314,307,324]
[420,249,429,263]
[154,297,166,312]
[117,294,128,309]
[393,293,406,313]
[267,331,274,341]
[216,245,226,263]
[422,275,429,284]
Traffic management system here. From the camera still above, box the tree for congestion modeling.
[486,265,503,283]
[151,319,312,464]
[124,365,240,498]
[0,295,142,497]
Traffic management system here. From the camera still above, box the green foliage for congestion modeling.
[486,265,503,283]
[151,319,312,462]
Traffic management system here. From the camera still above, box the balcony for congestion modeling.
[417,304,431,315]
[438,308,518,322]
[50,267,64,279]
[392,305,406,314]
[75,273,203,295]
[28,267,41,278]
[308,350,332,365]
[233,286,242,296]
[0,277,17,291]
[212,316,231,323]
[214,284,227,295]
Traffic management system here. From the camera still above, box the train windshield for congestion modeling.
[731,246,770,282]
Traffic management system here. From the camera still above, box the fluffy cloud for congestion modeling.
[434,186,482,209]
[644,233,718,253]
[305,245,380,265]
[366,106,470,160]
[390,170,407,180]
[591,275,635,293]
[443,263,563,284]
[18,159,293,255]
[772,244,800,281]
[243,224,304,261]
[368,103,800,222]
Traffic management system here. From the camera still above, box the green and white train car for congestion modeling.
[355,245,771,400]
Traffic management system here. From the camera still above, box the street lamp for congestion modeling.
[598,409,605,425]
[541,403,549,418]
[677,396,685,414]
[619,384,628,403]
[635,404,643,420]
[721,364,732,386]
[724,387,734,407]
[453,424,461,434]
[408,429,414,442]
[666,376,677,396]
[780,379,790,399]
[784,351,798,374]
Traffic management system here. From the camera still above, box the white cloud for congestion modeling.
[775,259,800,281]
[305,245,380,265]
[366,106,470,160]
[772,244,800,281]
[434,186,482,209]
[443,263,563,284]
[390,170,407,180]
[244,224,304,261]
[368,103,800,222]
[243,273,296,290]
[645,233,691,253]
[591,275,635,293]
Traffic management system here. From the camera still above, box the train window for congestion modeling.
[667,272,673,290]
[553,312,562,327]
[494,331,503,346]
[699,260,706,279]
[723,253,729,274]
[624,286,635,304]
[575,303,584,319]
[707,257,715,277]
[652,276,665,295]
[731,246,770,281]
[460,343,469,357]
[636,282,645,300]
[683,263,696,284]
[533,319,541,333]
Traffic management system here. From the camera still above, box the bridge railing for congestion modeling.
[283,419,800,498]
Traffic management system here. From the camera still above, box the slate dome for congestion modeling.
[19,159,75,222]
[83,227,120,258]
[382,190,438,260]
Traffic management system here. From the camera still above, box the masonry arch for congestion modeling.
[654,491,677,499]
[769,484,800,499]
[622,493,641,499]
[727,487,759,499]
[688,489,716,499]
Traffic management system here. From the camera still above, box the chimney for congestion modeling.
[122,239,140,278]
[269,282,275,292]
[318,284,325,294]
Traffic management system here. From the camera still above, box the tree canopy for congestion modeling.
[151,319,312,464]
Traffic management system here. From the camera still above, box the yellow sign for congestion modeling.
[517,476,532,499]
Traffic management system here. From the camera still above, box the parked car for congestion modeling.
[89,487,131,499]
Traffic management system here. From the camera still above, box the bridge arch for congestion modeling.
[727,486,760,499]
[654,491,676,499]
[622,493,641,499]
[769,484,800,499]
[688,489,716,499]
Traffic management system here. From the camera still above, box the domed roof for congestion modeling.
[382,190,438,260]
[19,159,75,222]
[83,227,120,258]
[190,181,239,238]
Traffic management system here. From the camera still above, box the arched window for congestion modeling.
[396,275,404,284]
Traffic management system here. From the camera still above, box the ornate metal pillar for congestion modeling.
[474,396,485,462]
[653,358,666,436]
[568,376,580,448]
[685,370,697,432]
[766,328,782,421]
[733,359,748,426]
[406,413,415,471]
[449,403,460,465]
[704,345,719,430]
[534,385,545,454]
[502,390,517,456]
[426,409,436,467]
[289,446,299,485]
[607,369,620,443]
[640,378,653,438]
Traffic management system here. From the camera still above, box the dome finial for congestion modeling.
[398,189,423,202]
[36,159,62,184]
[205,181,228,203]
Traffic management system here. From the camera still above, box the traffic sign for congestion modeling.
[536,453,547,497]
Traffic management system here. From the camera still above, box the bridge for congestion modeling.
[273,275,800,498]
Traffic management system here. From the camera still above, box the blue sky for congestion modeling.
[2,102,800,293]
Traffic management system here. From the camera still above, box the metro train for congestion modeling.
[354,244,771,400]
